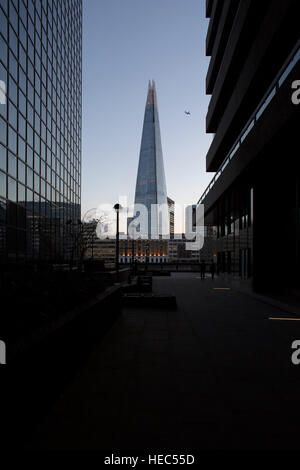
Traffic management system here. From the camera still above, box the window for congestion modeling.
[8,101,17,129]
[9,3,18,34]
[27,102,34,126]
[19,44,26,71]
[26,145,33,167]
[9,25,18,57]
[0,35,7,66]
[9,50,18,81]
[34,133,40,153]
[47,183,51,200]
[19,89,26,115]
[19,1,27,28]
[26,188,33,203]
[18,183,26,203]
[8,76,17,104]
[7,176,16,201]
[41,160,45,178]
[0,170,6,198]
[0,7,8,40]
[18,160,26,184]
[28,17,34,42]
[8,126,17,153]
[34,173,40,193]
[8,152,17,177]
[40,178,45,196]
[0,116,6,144]
[19,66,26,93]
[28,81,34,104]
[28,39,34,63]
[34,154,40,173]
[35,113,40,133]
[0,142,6,171]
[27,124,33,147]
[27,167,33,189]
[18,136,25,161]
[18,113,26,138]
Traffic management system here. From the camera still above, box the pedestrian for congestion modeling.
[200,260,206,280]
[210,259,215,280]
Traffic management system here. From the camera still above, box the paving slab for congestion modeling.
[26,273,300,450]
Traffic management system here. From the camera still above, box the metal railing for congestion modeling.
[198,42,300,205]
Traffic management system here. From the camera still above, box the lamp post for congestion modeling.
[113,204,122,282]
[129,220,137,275]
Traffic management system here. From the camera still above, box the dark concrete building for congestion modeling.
[199,0,300,292]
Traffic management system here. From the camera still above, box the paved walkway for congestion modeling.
[28,274,300,450]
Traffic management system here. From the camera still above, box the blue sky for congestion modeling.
[82,0,213,220]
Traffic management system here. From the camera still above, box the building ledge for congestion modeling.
[200,55,300,214]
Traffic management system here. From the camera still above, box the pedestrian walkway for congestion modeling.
[28,273,300,450]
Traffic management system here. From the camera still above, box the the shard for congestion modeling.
[133,80,168,238]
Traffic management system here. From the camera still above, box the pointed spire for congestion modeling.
[146,79,154,107]
[145,79,158,108]
[152,79,157,107]
[134,80,168,237]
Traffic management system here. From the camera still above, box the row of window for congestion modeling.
[0,170,79,205]
[0,120,80,199]
[0,0,82,202]
[0,1,82,149]
[0,141,76,185]
[216,249,252,277]
[120,257,168,263]
[0,60,81,157]
[0,4,82,103]
[0,0,82,67]
[0,0,82,264]
[0,60,82,137]
[217,213,251,238]
[0,105,81,176]
[216,189,253,238]
[0,100,81,166]
[0,201,80,233]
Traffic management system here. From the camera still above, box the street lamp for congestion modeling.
[129,219,137,275]
[113,203,122,282]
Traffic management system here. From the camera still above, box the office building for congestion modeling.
[119,238,168,264]
[168,234,200,264]
[198,0,300,291]
[0,0,82,266]
[133,80,168,238]
[167,197,174,236]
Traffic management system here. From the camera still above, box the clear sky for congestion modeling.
[82,0,213,223]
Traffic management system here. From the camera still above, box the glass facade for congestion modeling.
[134,80,168,238]
[0,0,82,265]
[205,186,253,278]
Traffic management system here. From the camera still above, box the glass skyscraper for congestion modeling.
[133,80,168,238]
[0,0,82,265]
